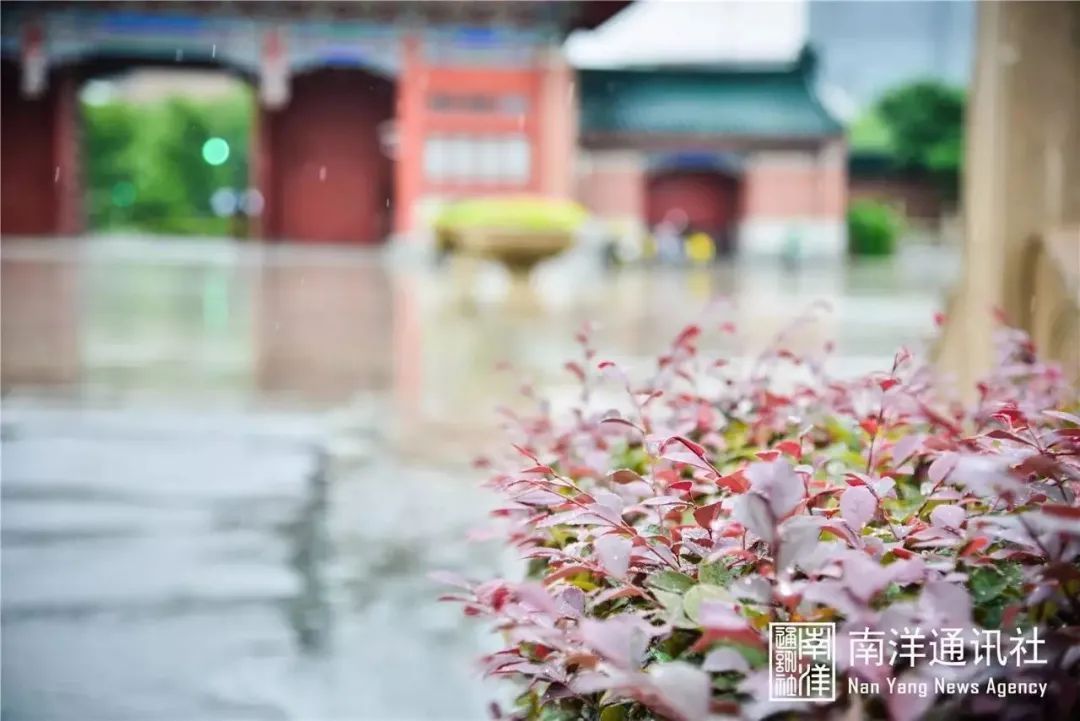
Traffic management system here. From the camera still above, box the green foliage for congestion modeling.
[82,87,252,235]
[875,80,966,196]
[970,563,1025,628]
[697,560,733,587]
[847,199,904,256]
[848,108,893,153]
[646,570,696,593]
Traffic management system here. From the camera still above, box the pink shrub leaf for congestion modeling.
[579,616,657,670]
[745,459,804,519]
[928,452,958,483]
[441,321,1078,720]
[840,485,877,531]
[892,433,923,465]
[646,662,711,721]
[594,534,632,579]
[731,493,775,544]
[1043,409,1080,426]
[929,503,966,530]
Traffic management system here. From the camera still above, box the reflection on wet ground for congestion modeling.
[1,236,959,720]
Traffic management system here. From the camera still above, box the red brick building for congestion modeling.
[1,2,845,256]
[576,52,846,258]
[0,1,619,244]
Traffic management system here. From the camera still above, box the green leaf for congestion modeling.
[683,584,734,624]
[712,673,743,692]
[538,704,578,721]
[647,570,695,593]
[599,705,629,721]
[699,560,733,586]
[731,642,769,669]
[648,646,676,664]
[652,589,694,628]
[970,566,1010,604]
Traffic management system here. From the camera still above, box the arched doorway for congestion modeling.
[78,64,255,237]
[2,59,395,245]
[2,55,258,239]
[646,169,741,255]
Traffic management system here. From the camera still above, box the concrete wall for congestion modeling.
[576,150,647,226]
[738,142,847,258]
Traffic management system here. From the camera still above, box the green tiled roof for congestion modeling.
[579,60,842,139]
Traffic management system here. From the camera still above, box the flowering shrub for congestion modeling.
[438,319,1080,721]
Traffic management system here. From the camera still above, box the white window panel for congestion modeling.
[445,136,474,184]
[504,135,531,184]
[424,133,533,186]
[424,136,447,182]
[477,137,503,183]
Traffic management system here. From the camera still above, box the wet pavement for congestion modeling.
[1,235,959,721]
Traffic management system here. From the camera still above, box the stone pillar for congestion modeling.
[0,61,83,236]
[54,69,83,236]
[937,1,1080,387]
[250,99,273,240]
[393,34,425,237]
[537,46,577,199]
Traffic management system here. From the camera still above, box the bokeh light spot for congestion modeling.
[201,137,230,166]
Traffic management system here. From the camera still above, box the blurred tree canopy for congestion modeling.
[82,87,252,235]
[850,80,966,198]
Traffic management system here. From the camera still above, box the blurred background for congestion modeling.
[0,1,1076,720]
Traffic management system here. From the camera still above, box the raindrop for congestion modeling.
[319,166,327,181]
[385,198,390,208]
[211,44,217,58]
[53,166,60,183]
[175,48,184,62]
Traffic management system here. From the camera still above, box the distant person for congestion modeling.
[655,210,688,264]
[781,227,802,270]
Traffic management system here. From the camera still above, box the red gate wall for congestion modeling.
[646,170,740,231]
[1,62,82,236]
[257,69,394,244]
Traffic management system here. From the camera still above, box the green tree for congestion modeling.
[82,102,139,228]
[80,84,253,235]
[876,80,965,197]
